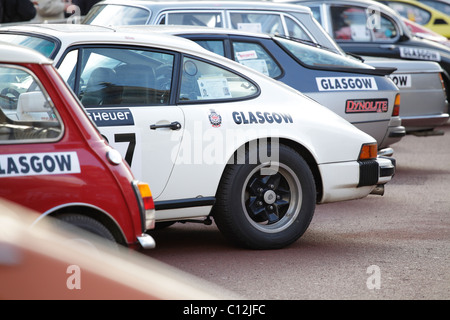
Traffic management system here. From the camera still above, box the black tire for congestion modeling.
[213,143,316,249]
[56,214,118,248]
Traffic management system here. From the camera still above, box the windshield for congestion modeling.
[0,34,56,58]
[83,5,150,26]
[275,36,374,70]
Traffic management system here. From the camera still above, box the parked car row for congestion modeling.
[0,0,447,250]
[0,22,395,250]
[83,0,449,133]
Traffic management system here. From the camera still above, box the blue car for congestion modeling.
[121,25,404,150]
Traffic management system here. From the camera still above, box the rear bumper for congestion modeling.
[381,115,405,148]
[137,233,156,249]
[318,156,396,204]
[402,113,449,132]
[358,156,395,187]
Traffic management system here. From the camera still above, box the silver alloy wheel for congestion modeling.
[241,162,302,233]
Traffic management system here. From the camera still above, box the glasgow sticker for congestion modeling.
[316,77,378,91]
[389,74,411,88]
[399,47,441,62]
[0,152,81,177]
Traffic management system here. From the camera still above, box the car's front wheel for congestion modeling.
[213,144,316,249]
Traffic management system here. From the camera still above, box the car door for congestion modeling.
[57,46,184,199]
[324,4,403,57]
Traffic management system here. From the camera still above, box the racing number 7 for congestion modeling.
[114,133,136,166]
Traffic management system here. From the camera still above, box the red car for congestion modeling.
[0,43,156,250]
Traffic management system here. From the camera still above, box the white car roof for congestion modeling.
[95,0,313,14]
[115,24,273,39]
[0,23,284,85]
[0,41,52,64]
[0,23,211,55]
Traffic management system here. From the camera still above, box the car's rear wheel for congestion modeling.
[213,144,316,249]
[55,214,118,250]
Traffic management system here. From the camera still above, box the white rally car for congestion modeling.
[0,24,395,249]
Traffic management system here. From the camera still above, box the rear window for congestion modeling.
[83,5,150,25]
[0,34,56,58]
[166,11,224,27]
[276,37,375,70]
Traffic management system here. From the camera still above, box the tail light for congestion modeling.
[392,93,400,117]
[138,182,154,211]
[438,73,446,94]
[359,143,378,160]
[133,181,155,231]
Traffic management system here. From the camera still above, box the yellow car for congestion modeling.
[378,0,450,37]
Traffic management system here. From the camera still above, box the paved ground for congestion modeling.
[145,120,450,300]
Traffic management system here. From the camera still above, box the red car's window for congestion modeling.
[0,65,62,143]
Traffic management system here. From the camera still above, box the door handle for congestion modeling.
[379,44,395,50]
[150,121,181,130]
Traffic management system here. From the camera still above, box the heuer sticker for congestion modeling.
[345,99,389,113]
[87,108,134,127]
[399,47,441,62]
[389,74,411,88]
[316,77,378,91]
[0,152,81,177]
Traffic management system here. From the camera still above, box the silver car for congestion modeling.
[366,56,449,134]
[283,0,450,133]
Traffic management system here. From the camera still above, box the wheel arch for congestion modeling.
[36,204,128,246]
[221,137,323,204]
[278,138,323,203]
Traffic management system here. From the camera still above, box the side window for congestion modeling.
[0,65,62,143]
[230,12,284,35]
[309,6,322,24]
[179,57,258,101]
[194,40,225,56]
[58,49,78,89]
[383,2,431,25]
[232,41,282,78]
[373,14,398,40]
[330,6,371,41]
[285,15,314,41]
[59,47,175,107]
[167,12,224,27]
[330,5,398,41]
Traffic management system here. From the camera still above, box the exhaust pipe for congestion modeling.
[378,148,394,157]
[370,184,385,196]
